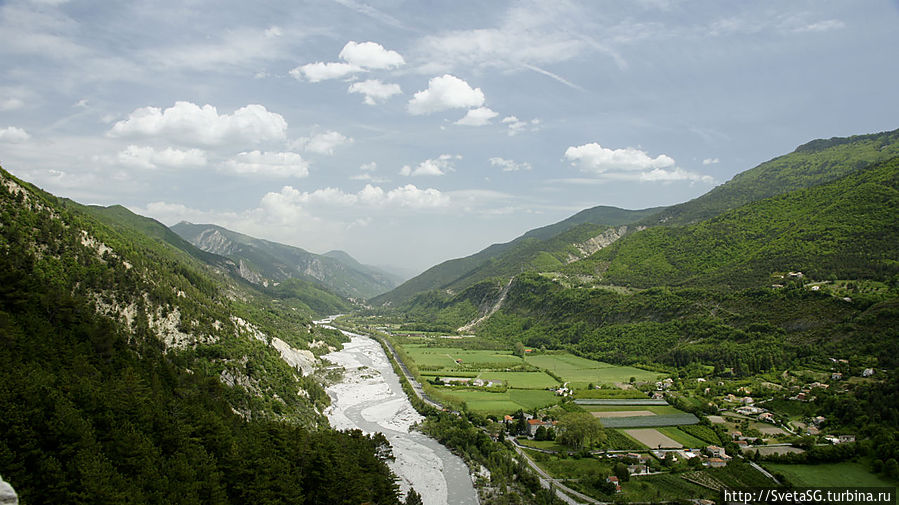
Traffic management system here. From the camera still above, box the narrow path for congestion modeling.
[508,436,606,505]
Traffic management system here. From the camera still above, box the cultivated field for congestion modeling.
[591,410,656,418]
[624,428,683,448]
[436,389,558,415]
[477,371,559,389]
[763,462,898,488]
[525,353,662,387]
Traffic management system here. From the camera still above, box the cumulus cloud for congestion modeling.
[489,157,532,172]
[348,79,402,105]
[640,167,714,183]
[502,116,541,136]
[0,126,30,143]
[262,184,450,210]
[117,145,207,169]
[399,154,459,176]
[338,41,405,69]
[294,130,353,155]
[291,40,404,82]
[702,157,720,165]
[455,107,498,126]
[224,151,309,178]
[290,62,361,82]
[407,75,485,115]
[108,101,287,146]
[564,143,675,173]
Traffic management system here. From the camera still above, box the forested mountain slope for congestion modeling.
[638,127,899,227]
[372,205,661,306]
[0,167,402,504]
[173,221,399,299]
[567,156,899,289]
[397,156,899,375]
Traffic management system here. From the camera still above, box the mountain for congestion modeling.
[401,154,899,374]
[639,127,899,227]
[371,205,663,306]
[172,221,399,299]
[0,167,401,504]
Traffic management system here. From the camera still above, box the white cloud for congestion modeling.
[360,162,377,171]
[224,151,309,178]
[407,75,485,115]
[564,143,675,173]
[702,157,720,165]
[117,145,207,170]
[0,126,30,143]
[108,101,287,146]
[151,26,292,72]
[640,167,714,183]
[0,98,25,111]
[793,19,845,33]
[338,41,405,69]
[502,115,540,136]
[455,107,498,126]
[292,40,404,83]
[399,154,459,176]
[262,184,450,210]
[290,61,361,82]
[489,157,531,172]
[348,79,402,105]
[294,130,353,155]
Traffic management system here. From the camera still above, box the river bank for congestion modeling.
[321,331,478,505]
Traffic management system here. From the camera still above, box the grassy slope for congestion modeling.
[373,205,662,306]
[638,127,899,227]
[566,156,899,289]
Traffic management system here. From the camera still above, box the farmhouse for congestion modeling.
[839,435,856,443]
[707,457,727,468]
[606,476,622,493]
[706,446,725,458]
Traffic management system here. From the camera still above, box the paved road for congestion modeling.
[508,436,607,505]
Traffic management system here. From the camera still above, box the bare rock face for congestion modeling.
[0,475,18,505]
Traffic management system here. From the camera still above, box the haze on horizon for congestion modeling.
[1,0,897,276]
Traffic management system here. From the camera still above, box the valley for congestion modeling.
[1,127,898,504]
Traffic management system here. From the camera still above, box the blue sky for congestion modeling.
[1,0,897,276]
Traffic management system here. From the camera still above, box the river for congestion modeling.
[319,325,479,505]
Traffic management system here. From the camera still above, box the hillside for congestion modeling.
[566,156,899,289]
[639,128,899,227]
[372,205,662,306]
[0,167,402,503]
[172,222,399,299]
[393,156,899,374]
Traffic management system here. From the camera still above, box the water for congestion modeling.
[322,332,479,505]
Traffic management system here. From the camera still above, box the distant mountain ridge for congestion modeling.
[639,128,899,227]
[371,205,663,306]
[172,222,400,299]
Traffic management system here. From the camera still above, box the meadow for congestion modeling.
[763,462,898,488]
[525,353,662,387]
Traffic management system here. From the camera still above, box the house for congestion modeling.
[806,426,819,436]
[731,431,743,440]
[831,372,843,380]
[758,412,775,423]
[697,378,707,383]
[736,406,762,416]
[706,446,725,458]
[628,464,649,475]
[839,435,856,443]
[812,416,826,426]
[526,419,546,437]
[651,391,665,400]
[724,394,738,403]
[737,386,751,394]
[606,476,622,493]
[707,457,727,468]
[734,440,749,448]
[825,436,841,444]
[862,368,875,377]
[503,415,514,424]
[741,396,755,405]
[625,452,649,463]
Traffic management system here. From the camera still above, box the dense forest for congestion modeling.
[0,169,404,503]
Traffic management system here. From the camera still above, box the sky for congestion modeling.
[1,0,898,278]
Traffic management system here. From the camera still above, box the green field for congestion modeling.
[763,462,898,488]
[525,353,662,386]
[656,426,709,448]
[404,345,524,370]
[433,388,558,415]
[583,405,683,415]
[478,371,559,389]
